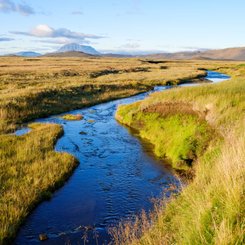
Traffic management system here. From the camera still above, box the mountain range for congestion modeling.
[146,47,245,60]
[5,44,245,60]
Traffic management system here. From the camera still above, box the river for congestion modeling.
[14,71,230,244]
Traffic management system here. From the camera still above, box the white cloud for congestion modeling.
[11,24,104,43]
[31,24,53,37]
[0,0,35,16]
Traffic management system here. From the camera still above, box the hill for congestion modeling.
[146,47,245,60]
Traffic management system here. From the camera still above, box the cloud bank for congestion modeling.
[0,0,35,16]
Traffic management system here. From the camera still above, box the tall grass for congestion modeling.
[113,64,245,244]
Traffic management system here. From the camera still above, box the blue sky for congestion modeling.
[0,0,244,54]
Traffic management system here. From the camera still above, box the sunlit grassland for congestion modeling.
[0,123,77,244]
[0,57,243,244]
[113,64,245,244]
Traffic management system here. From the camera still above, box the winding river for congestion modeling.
[14,71,230,245]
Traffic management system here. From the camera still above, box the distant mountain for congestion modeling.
[12,51,42,57]
[57,43,100,55]
[144,47,245,61]
[43,51,95,58]
[199,47,245,60]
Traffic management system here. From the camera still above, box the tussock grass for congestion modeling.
[113,64,245,244]
[0,123,77,244]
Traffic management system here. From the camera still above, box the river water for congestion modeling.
[14,71,230,245]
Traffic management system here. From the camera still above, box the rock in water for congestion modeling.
[79,131,87,135]
[39,233,48,241]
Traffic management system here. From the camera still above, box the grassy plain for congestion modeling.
[114,63,245,244]
[0,56,244,244]
[0,57,207,133]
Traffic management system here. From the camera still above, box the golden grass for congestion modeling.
[113,64,245,244]
[0,123,78,244]
[0,57,213,133]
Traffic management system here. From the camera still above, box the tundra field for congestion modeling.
[0,56,244,244]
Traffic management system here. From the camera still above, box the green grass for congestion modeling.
[113,65,245,244]
[116,109,213,170]
[0,123,78,244]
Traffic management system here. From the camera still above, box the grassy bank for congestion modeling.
[0,123,78,244]
[114,64,245,244]
[116,104,214,171]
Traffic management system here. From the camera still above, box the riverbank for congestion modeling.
[116,102,215,172]
[113,65,245,244]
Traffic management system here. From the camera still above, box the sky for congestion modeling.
[0,0,245,54]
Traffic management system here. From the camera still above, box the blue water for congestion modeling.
[14,71,230,244]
